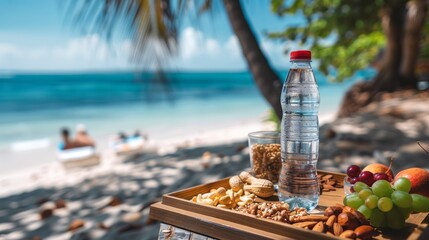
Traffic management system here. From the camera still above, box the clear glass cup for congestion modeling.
[344,177,353,195]
[248,131,281,184]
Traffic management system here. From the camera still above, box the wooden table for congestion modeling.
[150,171,429,240]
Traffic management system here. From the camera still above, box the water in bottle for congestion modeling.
[278,50,320,211]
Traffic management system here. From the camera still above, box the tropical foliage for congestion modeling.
[270,0,428,117]
[269,0,391,82]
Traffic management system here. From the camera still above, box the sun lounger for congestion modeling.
[57,146,100,169]
[111,136,145,156]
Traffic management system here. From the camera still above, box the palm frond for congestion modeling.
[69,0,180,69]
[68,0,221,70]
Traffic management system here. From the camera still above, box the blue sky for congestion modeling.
[0,0,305,72]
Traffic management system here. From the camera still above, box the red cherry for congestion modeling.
[347,165,361,178]
[350,177,359,184]
[350,186,355,193]
[359,171,375,186]
[374,173,390,182]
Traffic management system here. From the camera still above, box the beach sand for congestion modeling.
[0,120,276,240]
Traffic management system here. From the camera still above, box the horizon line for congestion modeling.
[0,68,289,75]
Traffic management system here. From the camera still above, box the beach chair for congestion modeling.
[57,146,100,169]
[110,136,146,156]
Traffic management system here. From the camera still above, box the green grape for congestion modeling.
[357,204,373,219]
[393,177,412,193]
[359,189,373,200]
[411,194,429,212]
[354,181,369,193]
[365,195,379,209]
[343,192,359,205]
[378,197,393,212]
[370,208,386,227]
[386,206,406,229]
[398,207,413,219]
[391,190,412,208]
[347,196,365,210]
[372,180,393,197]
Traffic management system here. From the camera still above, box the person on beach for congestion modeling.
[59,127,75,150]
[134,129,149,141]
[116,130,147,142]
[74,124,95,148]
[134,130,141,138]
[118,132,128,142]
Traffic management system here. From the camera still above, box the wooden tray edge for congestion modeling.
[159,170,348,238]
[150,202,340,240]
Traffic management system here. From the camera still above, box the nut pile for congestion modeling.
[234,202,306,223]
[250,143,281,183]
[318,174,343,192]
[190,172,376,239]
[291,205,375,239]
[190,171,276,209]
[190,187,256,209]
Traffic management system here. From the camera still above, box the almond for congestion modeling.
[292,221,317,228]
[342,206,354,213]
[290,215,328,223]
[338,212,360,230]
[324,206,343,216]
[333,222,343,236]
[326,215,336,228]
[350,209,369,225]
[354,225,374,239]
[339,230,356,239]
[312,221,324,233]
[342,206,369,225]
[322,174,333,180]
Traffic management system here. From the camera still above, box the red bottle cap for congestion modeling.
[290,50,311,60]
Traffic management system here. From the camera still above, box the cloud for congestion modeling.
[0,43,20,57]
[171,27,289,71]
[261,39,290,68]
[0,34,131,71]
[0,27,289,72]
[206,39,221,54]
[225,36,241,57]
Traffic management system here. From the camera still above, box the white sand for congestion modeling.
[0,119,276,198]
[0,110,338,198]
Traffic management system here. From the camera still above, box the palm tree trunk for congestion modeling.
[223,0,283,119]
[370,3,406,92]
[338,2,407,118]
[400,0,427,87]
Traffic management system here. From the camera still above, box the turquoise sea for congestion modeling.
[0,70,374,172]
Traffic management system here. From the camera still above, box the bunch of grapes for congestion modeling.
[346,165,391,187]
[343,177,429,229]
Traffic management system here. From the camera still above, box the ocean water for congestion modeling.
[0,71,370,172]
[0,72,267,147]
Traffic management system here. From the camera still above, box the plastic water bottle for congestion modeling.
[278,50,320,211]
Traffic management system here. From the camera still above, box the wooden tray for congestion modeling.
[150,170,429,240]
